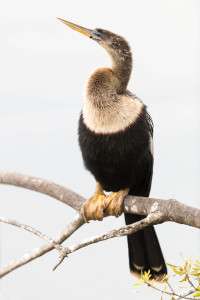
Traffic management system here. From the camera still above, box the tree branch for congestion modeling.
[0,170,200,279]
[54,212,160,270]
[173,288,196,300]
[0,214,84,278]
[1,171,199,228]
[124,196,200,229]
[0,216,67,254]
[0,171,85,211]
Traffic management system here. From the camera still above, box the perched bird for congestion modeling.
[58,18,167,280]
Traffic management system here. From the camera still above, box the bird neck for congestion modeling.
[85,37,133,108]
[103,41,132,93]
[85,67,118,108]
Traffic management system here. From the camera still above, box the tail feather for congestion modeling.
[125,213,167,281]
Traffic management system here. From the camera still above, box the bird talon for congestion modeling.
[81,191,106,221]
[105,189,129,217]
[81,208,89,223]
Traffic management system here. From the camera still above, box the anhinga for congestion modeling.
[58,18,167,280]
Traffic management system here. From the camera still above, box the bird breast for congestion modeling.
[83,67,144,134]
[83,92,145,134]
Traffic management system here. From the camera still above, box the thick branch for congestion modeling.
[124,196,200,229]
[1,171,200,228]
[0,170,200,279]
[0,171,84,211]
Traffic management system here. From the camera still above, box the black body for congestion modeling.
[79,106,151,193]
[79,105,167,280]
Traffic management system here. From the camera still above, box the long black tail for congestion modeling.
[125,150,167,281]
[125,213,167,281]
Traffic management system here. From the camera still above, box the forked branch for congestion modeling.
[0,170,200,279]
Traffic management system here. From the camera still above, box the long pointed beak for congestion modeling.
[57,18,93,38]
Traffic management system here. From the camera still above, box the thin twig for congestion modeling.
[167,281,175,294]
[53,256,66,271]
[0,214,84,278]
[146,281,195,300]
[186,275,196,289]
[172,287,196,300]
[146,282,174,297]
[0,216,64,254]
[53,213,161,270]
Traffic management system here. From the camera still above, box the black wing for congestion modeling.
[146,111,154,138]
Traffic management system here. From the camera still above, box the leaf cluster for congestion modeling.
[134,257,200,299]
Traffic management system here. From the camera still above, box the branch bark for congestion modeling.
[61,213,160,256]
[0,216,65,253]
[1,171,200,228]
[0,171,85,211]
[0,214,84,278]
[0,170,200,279]
[173,288,196,300]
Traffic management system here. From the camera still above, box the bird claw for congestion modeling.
[81,192,106,222]
[104,189,129,217]
[81,188,129,222]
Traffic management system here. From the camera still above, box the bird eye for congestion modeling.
[92,31,102,41]
[95,32,101,37]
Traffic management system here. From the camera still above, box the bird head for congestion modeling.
[57,18,126,49]
[57,18,132,92]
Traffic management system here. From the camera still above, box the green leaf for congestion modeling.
[179,275,187,282]
[193,291,200,297]
[163,285,167,293]
[197,286,200,291]
[190,271,200,276]
[151,279,155,285]
[161,274,171,282]
[180,252,185,261]
[166,263,178,268]
[173,268,183,275]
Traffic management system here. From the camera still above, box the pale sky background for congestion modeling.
[0,0,199,299]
